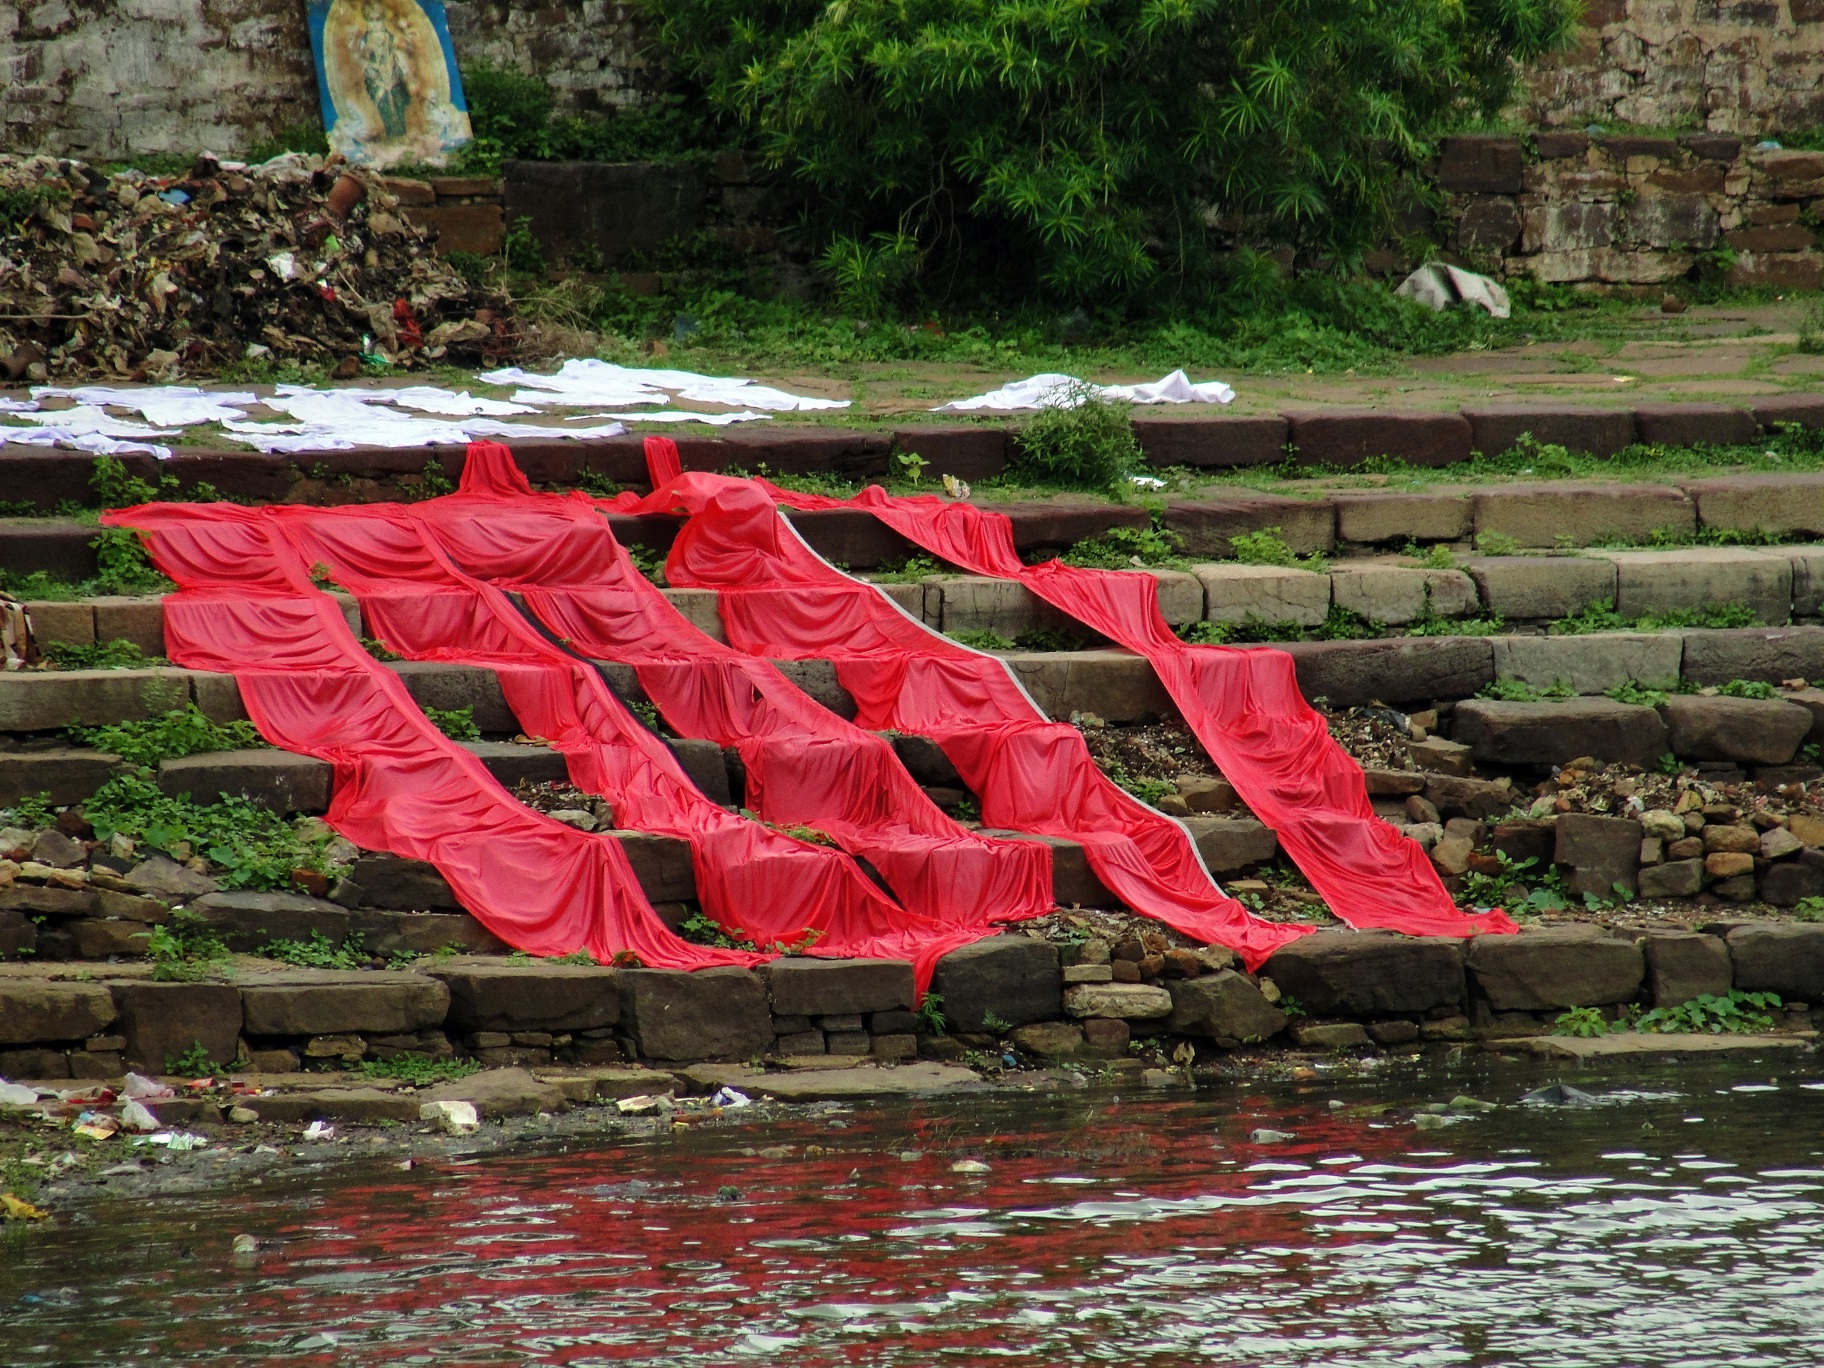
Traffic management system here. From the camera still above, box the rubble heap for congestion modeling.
[0,153,515,382]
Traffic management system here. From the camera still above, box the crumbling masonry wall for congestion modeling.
[0,0,650,162]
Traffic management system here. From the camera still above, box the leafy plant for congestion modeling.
[143,909,230,982]
[1634,990,1782,1035]
[85,774,333,891]
[3,792,55,829]
[550,949,599,965]
[354,1057,480,1085]
[627,543,669,587]
[70,705,263,768]
[423,705,482,741]
[43,639,164,670]
[1473,530,1521,557]
[1800,300,1824,356]
[1552,599,1759,635]
[1457,852,1537,910]
[1553,1006,1612,1038]
[1007,388,1139,490]
[1605,679,1672,708]
[1657,752,1685,776]
[649,0,1578,301]
[1176,619,1235,645]
[1012,625,1090,652]
[1402,542,1458,570]
[1794,896,1824,923]
[870,553,943,584]
[1718,679,1779,700]
[1478,677,1572,702]
[1229,528,1329,574]
[263,930,370,971]
[503,215,547,275]
[949,627,1015,651]
[917,990,948,1035]
[1312,605,1376,640]
[165,1041,220,1078]
[1278,994,1307,1019]
[1061,524,1187,571]
[981,1010,1013,1035]
[361,636,403,662]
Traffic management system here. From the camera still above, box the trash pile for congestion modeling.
[0,152,515,382]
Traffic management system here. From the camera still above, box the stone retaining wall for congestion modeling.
[1436,132,1824,290]
[1,924,1818,1080]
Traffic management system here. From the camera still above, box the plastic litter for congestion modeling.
[122,1072,175,1100]
[1249,1128,1296,1143]
[0,1081,39,1107]
[139,1130,207,1150]
[419,1099,480,1133]
[950,1158,992,1173]
[1395,263,1512,319]
[710,1087,752,1109]
[303,1120,337,1141]
[616,1094,673,1115]
[117,1098,160,1133]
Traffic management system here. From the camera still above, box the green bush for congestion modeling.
[647,0,1577,301]
[1061,524,1187,570]
[453,67,730,177]
[1008,390,1139,489]
[84,775,332,891]
[70,705,264,768]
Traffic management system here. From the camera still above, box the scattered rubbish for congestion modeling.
[1128,475,1167,489]
[140,1131,207,1151]
[117,1098,160,1133]
[302,1120,337,1142]
[0,152,511,381]
[0,1081,38,1107]
[1524,1083,1599,1107]
[253,1144,282,1155]
[710,1087,752,1109]
[1,1192,50,1222]
[617,1094,673,1115]
[481,357,850,413]
[419,1099,480,1134]
[1449,1095,1498,1114]
[950,1158,992,1173]
[934,368,1235,412]
[122,1073,174,1101]
[71,1112,119,1141]
[1394,263,1512,319]
[941,474,971,500]
[1249,1129,1296,1144]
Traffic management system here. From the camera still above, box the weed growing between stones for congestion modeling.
[917,991,948,1035]
[947,628,1014,651]
[1060,524,1188,571]
[677,908,825,956]
[1555,990,1784,1038]
[868,553,946,583]
[1478,677,1575,702]
[626,544,670,587]
[70,704,263,767]
[143,908,230,982]
[422,705,482,741]
[263,931,373,972]
[40,640,164,670]
[84,775,336,891]
[1550,599,1761,634]
[354,1056,480,1085]
[165,1042,218,1077]
[1008,388,1141,491]
[1228,527,1330,574]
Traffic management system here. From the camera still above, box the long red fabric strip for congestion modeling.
[720,473,1512,938]
[106,502,742,968]
[611,450,1311,968]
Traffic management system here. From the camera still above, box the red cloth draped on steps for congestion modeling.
[621,436,1514,942]
[611,444,1314,968]
[104,500,740,969]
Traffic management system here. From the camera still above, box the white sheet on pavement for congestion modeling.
[934,369,1234,411]
[0,426,173,459]
[482,358,849,412]
[32,385,257,427]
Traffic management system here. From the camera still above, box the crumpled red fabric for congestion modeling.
[619,437,1513,942]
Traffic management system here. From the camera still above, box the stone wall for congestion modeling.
[1439,132,1824,290]
[1515,0,1824,136]
[0,0,649,162]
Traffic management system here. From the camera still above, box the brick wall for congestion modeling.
[1515,0,1824,136]
[0,0,649,162]
[1438,133,1824,290]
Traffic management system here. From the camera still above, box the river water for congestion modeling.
[6,1053,1824,1366]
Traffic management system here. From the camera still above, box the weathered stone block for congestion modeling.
[350,854,460,910]
[504,161,706,264]
[1262,931,1466,1015]
[1600,547,1792,624]
[619,966,772,1060]
[1684,473,1824,540]
[189,891,350,953]
[1185,817,1279,872]
[1454,697,1669,768]
[0,748,122,807]
[0,982,116,1045]
[1003,652,1172,723]
[1726,923,1824,998]
[661,588,725,643]
[1760,859,1824,906]
[988,503,1151,556]
[1329,565,1477,625]
[1438,135,1525,193]
[610,832,699,904]
[89,596,166,656]
[1456,197,1523,252]
[1467,928,1644,1009]
[1486,632,1683,695]
[1472,483,1696,548]
[1287,410,1473,470]
[1162,496,1334,559]
[1063,982,1173,1020]
[760,959,915,1017]
[1273,637,1494,707]
[1681,627,1824,685]
[458,740,572,790]
[1166,970,1287,1040]
[240,974,450,1037]
[429,964,620,1033]
[350,910,504,957]
[1644,932,1732,1005]
[108,982,239,1071]
[1132,416,1288,469]
[1464,556,1618,621]
[388,661,520,733]
[1638,858,1705,899]
[892,427,1008,482]
[1659,694,1812,764]
[0,668,190,731]
[1193,563,1331,627]
[23,600,93,648]
[1555,812,1644,896]
[1463,406,1637,459]
[1331,492,1471,545]
[931,935,1061,1032]
[158,749,332,814]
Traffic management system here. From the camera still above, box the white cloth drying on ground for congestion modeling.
[482,358,849,413]
[1394,264,1511,319]
[0,425,172,459]
[18,406,179,439]
[0,397,39,413]
[384,386,536,417]
[934,369,1235,412]
[583,409,770,426]
[32,385,257,427]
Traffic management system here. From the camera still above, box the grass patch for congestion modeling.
[353,1056,480,1085]
[1550,599,1762,634]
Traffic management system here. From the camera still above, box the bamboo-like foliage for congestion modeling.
[647,0,1577,301]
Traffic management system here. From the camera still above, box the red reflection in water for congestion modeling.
[75,1095,1431,1365]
